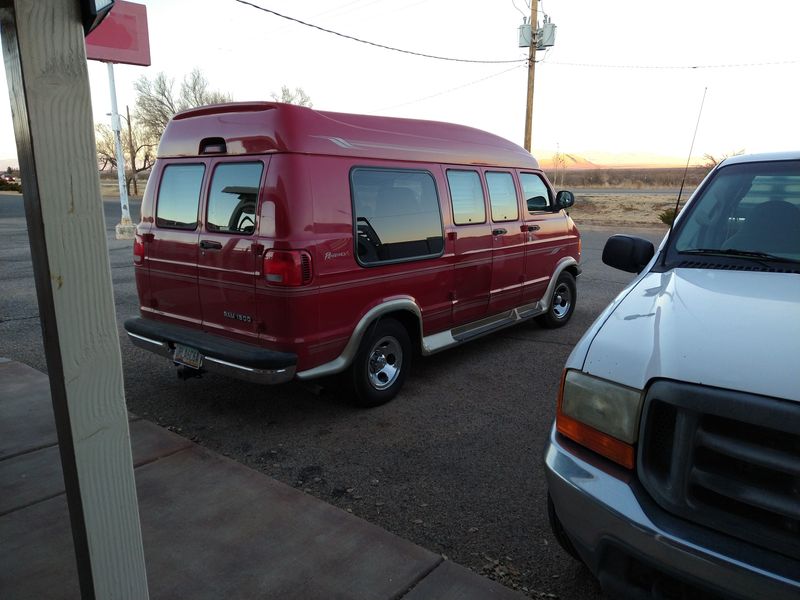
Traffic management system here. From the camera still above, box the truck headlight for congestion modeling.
[556,369,643,469]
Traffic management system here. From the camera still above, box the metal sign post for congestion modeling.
[85,0,150,239]
[106,60,134,238]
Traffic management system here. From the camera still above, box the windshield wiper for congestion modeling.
[681,248,800,264]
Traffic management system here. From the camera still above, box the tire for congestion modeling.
[536,271,576,328]
[547,493,582,561]
[348,318,411,407]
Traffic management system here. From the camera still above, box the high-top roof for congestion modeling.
[158,102,538,169]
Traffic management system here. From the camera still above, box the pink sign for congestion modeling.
[85,1,150,66]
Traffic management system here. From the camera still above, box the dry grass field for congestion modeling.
[549,166,707,228]
[568,188,688,228]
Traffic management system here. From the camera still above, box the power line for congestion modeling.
[232,1,797,71]
[233,0,527,64]
[373,64,525,112]
[545,58,800,69]
[511,0,527,19]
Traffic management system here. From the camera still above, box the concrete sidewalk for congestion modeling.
[0,359,525,599]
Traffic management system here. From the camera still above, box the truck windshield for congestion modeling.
[671,160,800,264]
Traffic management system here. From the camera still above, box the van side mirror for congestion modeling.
[527,196,549,211]
[555,190,575,210]
[602,235,655,273]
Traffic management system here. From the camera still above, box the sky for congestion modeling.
[1,0,799,167]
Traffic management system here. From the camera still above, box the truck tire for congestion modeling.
[348,318,411,407]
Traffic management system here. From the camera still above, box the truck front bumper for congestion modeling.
[543,424,800,600]
[124,317,296,385]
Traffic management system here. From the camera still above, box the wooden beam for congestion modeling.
[0,1,148,597]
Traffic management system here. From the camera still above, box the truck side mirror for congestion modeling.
[602,235,655,273]
[555,190,575,210]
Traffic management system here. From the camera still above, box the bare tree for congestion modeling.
[95,120,157,197]
[550,150,567,188]
[180,69,231,109]
[133,72,180,141]
[703,149,745,169]
[134,68,232,140]
[95,123,117,172]
[271,85,313,107]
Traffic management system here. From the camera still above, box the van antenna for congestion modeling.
[663,87,707,262]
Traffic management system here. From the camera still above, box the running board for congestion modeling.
[421,301,545,355]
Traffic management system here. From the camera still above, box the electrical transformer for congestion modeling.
[538,21,556,48]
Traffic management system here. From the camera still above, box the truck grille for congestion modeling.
[639,381,800,562]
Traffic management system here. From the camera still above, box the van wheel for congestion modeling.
[348,319,411,407]
[536,271,576,328]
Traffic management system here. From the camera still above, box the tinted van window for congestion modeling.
[352,168,444,264]
[207,162,263,234]
[156,164,205,229]
[447,170,486,224]
[486,171,519,222]
[519,173,552,213]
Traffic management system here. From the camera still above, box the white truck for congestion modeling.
[545,152,800,599]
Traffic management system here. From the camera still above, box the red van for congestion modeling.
[124,102,581,405]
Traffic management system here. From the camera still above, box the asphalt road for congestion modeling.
[0,192,666,599]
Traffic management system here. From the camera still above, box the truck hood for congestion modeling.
[583,268,800,402]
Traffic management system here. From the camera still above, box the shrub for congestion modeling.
[0,180,21,193]
[658,207,679,225]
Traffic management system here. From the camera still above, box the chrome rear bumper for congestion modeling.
[125,318,296,385]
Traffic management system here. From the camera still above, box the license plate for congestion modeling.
[173,343,203,369]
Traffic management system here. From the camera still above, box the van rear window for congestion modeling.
[351,168,444,265]
[447,170,486,225]
[156,164,205,230]
[206,162,263,235]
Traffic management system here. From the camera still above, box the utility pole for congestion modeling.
[523,0,538,152]
[126,104,138,197]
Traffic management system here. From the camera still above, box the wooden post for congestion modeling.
[0,1,149,598]
[523,0,538,152]
[126,104,138,197]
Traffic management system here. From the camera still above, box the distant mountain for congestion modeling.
[535,150,691,169]
[537,153,599,170]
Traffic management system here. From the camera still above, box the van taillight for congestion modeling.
[263,249,312,286]
[133,235,145,264]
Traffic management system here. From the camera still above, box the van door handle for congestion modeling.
[492,228,508,236]
[199,240,222,250]
[522,224,540,232]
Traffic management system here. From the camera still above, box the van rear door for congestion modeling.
[197,159,267,343]
[485,170,525,314]
[145,163,206,326]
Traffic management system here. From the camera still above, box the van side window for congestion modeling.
[206,162,263,234]
[486,172,519,222]
[447,170,486,224]
[156,164,205,229]
[351,168,444,265]
[519,173,552,213]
